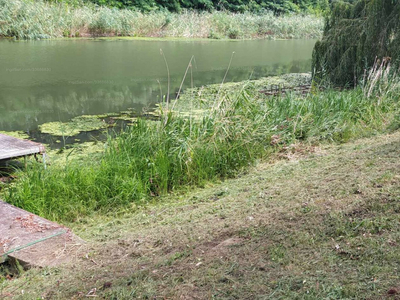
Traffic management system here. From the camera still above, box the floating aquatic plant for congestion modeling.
[39,115,108,136]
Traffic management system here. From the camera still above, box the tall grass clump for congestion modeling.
[0,0,323,40]
[3,72,400,222]
[4,94,263,221]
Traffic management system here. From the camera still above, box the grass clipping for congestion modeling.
[1,130,400,299]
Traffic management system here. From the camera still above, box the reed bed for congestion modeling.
[3,72,399,222]
[0,0,323,40]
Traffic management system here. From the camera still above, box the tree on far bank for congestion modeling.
[73,0,330,13]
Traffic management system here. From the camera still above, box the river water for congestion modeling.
[0,38,316,132]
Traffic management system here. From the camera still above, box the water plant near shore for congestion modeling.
[3,72,399,222]
[39,115,110,137]
[0,0,323,40]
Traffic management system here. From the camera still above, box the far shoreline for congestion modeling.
[1,2,323,40]
[0,36,318,43]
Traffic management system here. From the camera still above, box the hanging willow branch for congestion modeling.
[312,0,400,87]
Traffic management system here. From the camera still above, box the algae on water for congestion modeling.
[39,115,108,136]
[0,131,30,139]
[46,141,106,167]
[169,73,312,113]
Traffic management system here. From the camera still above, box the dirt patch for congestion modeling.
[13,214,60,233]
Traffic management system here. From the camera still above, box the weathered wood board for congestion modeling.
[0,201,84,267]
[0,133,45,161]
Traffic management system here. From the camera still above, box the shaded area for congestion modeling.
[312,0,400,86]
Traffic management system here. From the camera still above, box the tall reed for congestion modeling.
[3,76,399,222]
[0,0,323,40]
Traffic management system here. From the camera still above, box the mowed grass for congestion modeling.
[1,130,399,299]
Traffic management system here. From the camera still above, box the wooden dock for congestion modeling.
[0,134,83,267]
[0,133,45,161]
[0,201,84,267]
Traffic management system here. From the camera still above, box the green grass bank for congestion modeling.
[1,72,399,222]
[1,127,399,299]
[0,0,323,40]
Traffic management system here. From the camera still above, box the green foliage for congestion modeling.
[0,0,323,40]
[312,0,400,86]
[3,75,400,222]
[44,0,329,13]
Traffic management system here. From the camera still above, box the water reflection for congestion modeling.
[0,39,315,131]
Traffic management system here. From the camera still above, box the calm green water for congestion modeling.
[0,38,316,132]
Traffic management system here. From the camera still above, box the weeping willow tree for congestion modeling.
[312,0,400,86]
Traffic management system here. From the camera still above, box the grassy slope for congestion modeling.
[6,72,400,223]
[1,130,399,299]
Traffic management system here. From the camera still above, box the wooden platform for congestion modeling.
[0,133,45,161]
[0,201,84,267]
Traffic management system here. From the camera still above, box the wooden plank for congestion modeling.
[0,201,84,267]
[0,133,45,160]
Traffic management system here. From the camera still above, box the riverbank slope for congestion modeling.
[1,130,399,299]
[2,72,399,222]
